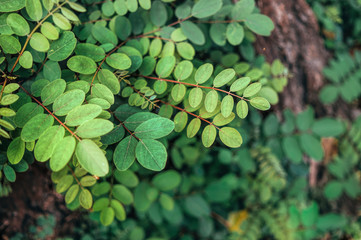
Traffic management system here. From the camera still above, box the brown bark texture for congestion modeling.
[255,0,330,114]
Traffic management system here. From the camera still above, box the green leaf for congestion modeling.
[93,198,109,212]
[296,107,314,131]
[79,188,93,209]
[114,15,131,40]
[56,175,73,193]
[258,86,279,105]
[243,82,262,97]
[65,184,79,204]
[0,94,19,105]
[75,43,105,62]
[80,176,97,187]
[114,136,137,171]
[134,117,174,139]
[245,14,275,36]
[136,139,167,171]
[41,79,66,106]
[100,207,115,226]
[67,55,97,74]
[106,53,131,70]
[149,38,162,57]
[19,51,33,69]
[171,84,187,102]
[301,202,319,227]
[187,118,201,138]
[299,134,324,161]
[14,102,43,127]
[176,42,195,60]
[3,83,19,94]
[213,69,235,88]
[324,181,343,200]
[48,31,77,61]
[0,35,21,54]
[21,114,54,142]
[219,127,242,148]
[232,0,255,20]
[316,214,347,231]
[156,56,176,78]
[113,185,134,205]
[50,136,76,172]
[195,63,213,84]
[3,165,16,182]
[282,136,302,164]
[192,0,222,18]
[53,13,71,30]
[114,170,139,187]
[319,85,338,104]
[152,170,181,191]
[91,84,114,105]
[92,25,118,46]
[231,77,251,92]
[53,90,85,116]
[111,200,126,221]
[184,195,210,218]
[0,108,16,117]
[174,111,188,132]
[123,112,159,131]
[7,137,25,165]
[204,90,218,113]
[189,88,203,108]
[26,0,42,21]
[41,22,59,40]
[236,100,248,119]
[0,0,25,12]
[226,23,244,45]
[0,119,14,130]
[213,112,235,126]
[61,7,79,22]
[250,97,270,111]
[6,13,29,36]
[76,119,113,138]
[76,139,109,177]
[30,32,49,52]
[311,118,345,137]
[150,0,167,26]
[68,1,86,12]
[221,95,234,118]
[139,0,151,9]
[210,23,227,46]
[180,21,205,45]
[202,125,217,148]
[34,126,65,162]
[159,193,174,210]
[65,104,102,127]
[174,60,193,81]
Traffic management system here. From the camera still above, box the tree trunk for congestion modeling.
[255,0,330,114]
[255,0,359,119]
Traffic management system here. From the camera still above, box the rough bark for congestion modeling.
[255,0,330,114]
[0,163,80,239]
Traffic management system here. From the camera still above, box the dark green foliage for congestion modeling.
[0,0,360,239]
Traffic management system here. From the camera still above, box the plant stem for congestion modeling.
[139,75,250,102]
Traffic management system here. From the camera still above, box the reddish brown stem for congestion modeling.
[108,110,140,141]
[67,164,84,190]
[159,100,221,130]
[19,85,82,141]
[139,75,249,102]
[141,36,174,43]
[194,19,245,24]
[126,84,160,109]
